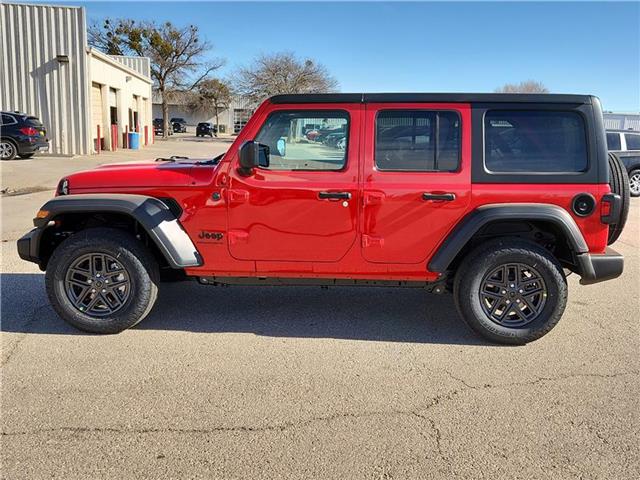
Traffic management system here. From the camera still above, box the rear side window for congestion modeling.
[1,114,15,125]
[607,132,621,151]
[625,133,640,151]
[484,111,588,173]
[375,110,460,171]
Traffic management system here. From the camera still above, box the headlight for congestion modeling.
[57,178,69,195]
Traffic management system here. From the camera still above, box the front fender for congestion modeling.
[26,194,202,268]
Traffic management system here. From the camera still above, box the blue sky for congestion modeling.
[61,1,639,111]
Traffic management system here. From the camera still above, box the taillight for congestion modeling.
[600,193,621,224]
[19,127,38,136]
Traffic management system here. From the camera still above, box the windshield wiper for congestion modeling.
[155,155,189,162]
[195,153,225,165]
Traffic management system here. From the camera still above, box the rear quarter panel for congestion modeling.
[470,183,611,254]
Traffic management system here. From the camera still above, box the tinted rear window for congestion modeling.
[484,111,588,173]
[607,132,621,151]
[25,116,42,127]
[375,110,460,171]
[625,133,640,151]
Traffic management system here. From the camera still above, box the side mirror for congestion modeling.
[238,141,269,175]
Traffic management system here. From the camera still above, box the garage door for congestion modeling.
[91,83,103,139]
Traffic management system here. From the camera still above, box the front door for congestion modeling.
[361,103,472,264]
[227,106,361,262]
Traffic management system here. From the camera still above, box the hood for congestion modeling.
[65,158,221,191]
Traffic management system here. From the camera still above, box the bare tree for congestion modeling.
[187,78,232,135]
[88,19,224,137]
[495,80,550,93]
[235,52,338,104]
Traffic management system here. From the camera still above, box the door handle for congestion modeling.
[422,192,456,202]
[319,191,352,200]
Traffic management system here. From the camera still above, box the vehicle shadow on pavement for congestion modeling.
[1,273,486,345]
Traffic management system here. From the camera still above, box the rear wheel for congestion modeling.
[607,152,630,244]
[454,238,567,345]
[628,169,640,197]
[0,139,17,160]
[45,228,160,333]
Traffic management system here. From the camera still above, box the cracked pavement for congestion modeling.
[1,145,639,478]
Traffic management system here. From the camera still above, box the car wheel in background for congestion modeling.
[45,227,160,333]
[454,238,567,345]
[628,169,640,197]
[607,152,630,245]
[0,139,17,160]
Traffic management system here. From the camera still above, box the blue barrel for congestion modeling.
[128,132,140,150]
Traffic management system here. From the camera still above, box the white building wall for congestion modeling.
[88,49,154,150]
[0,2,90,155]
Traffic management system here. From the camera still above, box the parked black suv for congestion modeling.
[607,129,640,196]
[1,111,48,160]
[170,117,187,133]
[153,118,172,136]
[196,122,216,137]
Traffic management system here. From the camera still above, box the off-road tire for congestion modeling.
[607,152,630,245]
[0,139,18,160]
[628,169,640,198]
[454,238,567,345]
[45,227,160,333]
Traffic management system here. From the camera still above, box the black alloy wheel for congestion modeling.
[479,263,547,328]
[64,252,132,316]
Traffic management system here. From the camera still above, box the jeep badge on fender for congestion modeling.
[17,93,627,344]
[199,231,224,241]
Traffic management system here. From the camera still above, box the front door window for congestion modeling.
[255,111,349,171]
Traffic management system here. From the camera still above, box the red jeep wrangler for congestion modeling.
[18,93,629,344]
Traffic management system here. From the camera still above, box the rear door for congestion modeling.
[226,105,361,262]
[361,103,471,264]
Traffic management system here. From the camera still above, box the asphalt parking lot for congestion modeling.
[1,138,638,479]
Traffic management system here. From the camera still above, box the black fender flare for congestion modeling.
[428,203,588,273]
[33,194,202,268]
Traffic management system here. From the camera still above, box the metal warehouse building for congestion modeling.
[603,112,640,132]
[0,2,154,156]
[152,94,255,134]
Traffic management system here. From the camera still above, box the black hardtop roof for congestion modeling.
[269,93,594,105]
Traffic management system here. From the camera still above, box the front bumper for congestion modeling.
[17,228,44,267]
[577,247,624,285]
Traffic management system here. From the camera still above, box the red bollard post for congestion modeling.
[112,124,118,151]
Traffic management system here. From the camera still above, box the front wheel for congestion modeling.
[454,238,567,345]
[45,228,160,333]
